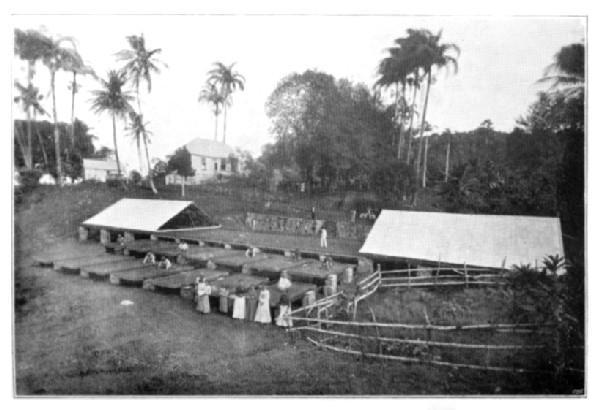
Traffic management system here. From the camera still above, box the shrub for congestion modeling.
[19,169,42,190]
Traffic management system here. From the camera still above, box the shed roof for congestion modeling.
[82,198,218,232]
[359,210,564,270]
[184,138,236,158]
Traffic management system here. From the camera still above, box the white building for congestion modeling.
[165,138,238,185]
[83,158,120,182]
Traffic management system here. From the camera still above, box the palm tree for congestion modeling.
[207,62,245,144]
[13,82,47,169]
[538,43,584,93]
[198,81,227,141]
[376,51,409,158]
[117,33,166,193]
[62,50,95,149]
[36,31,79,186]
[14,29,51,170]
[90,70,134,176]
[127,111,153,185]
[408,29,460,188]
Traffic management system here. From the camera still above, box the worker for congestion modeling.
[143,252,156,265]
[195,277,211,314]
[254,286,272,324]
[277,270,292,291]
[158,257,172,270]
[275,293,293,328]
[320,227,328,248]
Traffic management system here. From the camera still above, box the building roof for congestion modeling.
[83,158,119,171]
[184,138,236,158]
[359,210,565,270]
[82,198,218,232]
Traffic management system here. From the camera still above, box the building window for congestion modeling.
[220,160,226,171]
[201,157,207,170]
[214,161,218,171]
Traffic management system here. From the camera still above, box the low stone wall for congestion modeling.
[246,212,324,236]
[245,212,372,240]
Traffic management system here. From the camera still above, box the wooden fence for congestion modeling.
[284,265,584,376]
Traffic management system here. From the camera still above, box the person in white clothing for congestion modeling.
[195,277,211,314]
[320,228,328,248]
[232,293,246,320]
[277,271,292,291]
[254,287,272,324]
[143,252,156,265]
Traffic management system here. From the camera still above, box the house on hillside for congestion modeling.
[83,157,120,182]
[165,138,238,185]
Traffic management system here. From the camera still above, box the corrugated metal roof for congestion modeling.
[83,158,119,171]
[359,210,564,270]
[184,138,236,158]
[83,199,194,232]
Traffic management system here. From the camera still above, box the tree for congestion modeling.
[198,81,227,141]
[117,33,166,194]
[14,29,53,170]
[207,62,245,144]
[410,29,460,188]
[538,43,584,95]
[13,81,47,169]
[62,48,95,149]
[90,70,134,176]
[36,30,79,187]
[167,147,195,197]
[127,111,154,189]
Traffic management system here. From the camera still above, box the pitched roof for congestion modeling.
[184,138,236,158]
[83,158,119,171]
[82,198,217,232]
[359,210,564,270]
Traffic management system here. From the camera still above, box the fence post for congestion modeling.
[464,262,469,289]
[408,265,412,288]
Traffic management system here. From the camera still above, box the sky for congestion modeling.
[12,15,585,172]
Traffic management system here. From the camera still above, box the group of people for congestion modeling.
[142,252,172,270]
[193,270,293,327]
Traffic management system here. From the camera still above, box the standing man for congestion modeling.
[311,205,316,220]
[320,227,328,249]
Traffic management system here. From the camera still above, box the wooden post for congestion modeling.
[408,265,412,288]
[464,263,469,289]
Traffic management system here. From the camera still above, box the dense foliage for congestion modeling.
[14,118,96,179]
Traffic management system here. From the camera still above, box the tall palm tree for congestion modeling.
[13,82,47,169]
[198,81,227,141]
[14,29,51,170]
[376,47,412,158]
[62,50,95,149]
[538,43,584,95]
[407,29,460,188]
[90,70,133,176]
[36,31,79,186]
[207,62,245,144]
[126,111,153,184]
[404,74,421,165]
[117,33,166,193]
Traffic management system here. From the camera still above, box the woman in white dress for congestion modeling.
[195,277,211,314]
[232,292,246,320]
[254,287,272,324]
